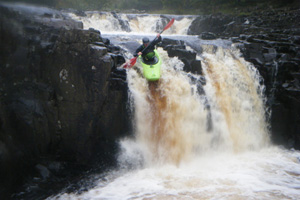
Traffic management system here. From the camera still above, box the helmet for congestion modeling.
[142,37,150,44]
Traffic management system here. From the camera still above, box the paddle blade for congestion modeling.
[163,18,175,32]
[123,57,137,69]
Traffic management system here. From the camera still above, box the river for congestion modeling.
[48,12,300,200]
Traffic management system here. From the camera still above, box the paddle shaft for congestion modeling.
[140,18,175,55]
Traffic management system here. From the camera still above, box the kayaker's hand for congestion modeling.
[138,52,142,56]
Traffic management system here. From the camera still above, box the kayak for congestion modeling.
[139,49,161,81]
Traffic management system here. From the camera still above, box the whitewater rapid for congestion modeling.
[67,12,195,35]
[49,12,300,200]
[55,147,300,200]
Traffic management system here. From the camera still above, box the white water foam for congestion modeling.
[67,12,195,35]
[124,47,271,166]
[52,147,300,200]
[201,45,270,152]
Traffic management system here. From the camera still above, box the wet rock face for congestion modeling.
[189,8,300,149]
[159,38,202,75]
[188,14,235,36]
[234,10,300,149]
[0,3,128,196]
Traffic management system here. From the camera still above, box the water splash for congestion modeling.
[51,147,300,200]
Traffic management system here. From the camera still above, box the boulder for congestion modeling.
[199,32,217,40]
[160,38,184,48]
[167,48,196,60]
[160,38,202,75]
[188,14,233,35]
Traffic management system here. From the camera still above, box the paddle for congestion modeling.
[123,18,175,69]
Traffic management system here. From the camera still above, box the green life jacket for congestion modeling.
[145,51,155,60]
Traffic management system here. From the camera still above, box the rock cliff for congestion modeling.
[0,3,128,198]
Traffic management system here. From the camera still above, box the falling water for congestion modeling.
[126,50,209,165]
[124,46,271,166]
[50,12,300,200]
[67,12,195,35]
[202,45,270,152]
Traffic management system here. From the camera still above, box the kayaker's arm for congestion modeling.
[134,45,144,57]
[152,34,162,47]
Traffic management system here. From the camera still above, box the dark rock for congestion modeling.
[224,23,246,36]
[167,48,198,75]
[191,60,202,75]
[242,42,264,61]
[160,38,185,49]
[111,68,127,81]
[74,10,87,17]
[239,34,253,41]
[291,73,300,82]
[263,53,277,62]
[167,49,196,60]
[102,38,110,45]
[163,44,186,51]
[292,36,300,44]
[182,58,192,72]
[107,45,121,53]
[0,3,129,198]
[110,54,126,69]
[93,41,106,47]
[88,44,108,57]
[282,83,290,88]
[270,103,290,146]
[279,61,299,72]
[249,58,264,66]
[199,32,217,40]
[158,38,201,75]
[35,164,51,179]
[188,14,232,35]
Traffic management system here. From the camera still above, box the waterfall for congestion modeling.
[126,50,208,165]
[122,46,270,167]
[52,13,300,200]
[202,46,270,152]
[67,11,196,35]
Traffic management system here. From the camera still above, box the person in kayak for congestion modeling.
[135,34,162,63]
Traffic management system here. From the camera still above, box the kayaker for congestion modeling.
[135,34,162,62]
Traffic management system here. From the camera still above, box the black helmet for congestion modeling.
[142,37,149,44]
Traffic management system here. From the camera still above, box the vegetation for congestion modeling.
[0,0,298,14]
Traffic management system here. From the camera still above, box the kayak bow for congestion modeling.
[139,49,161,81]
